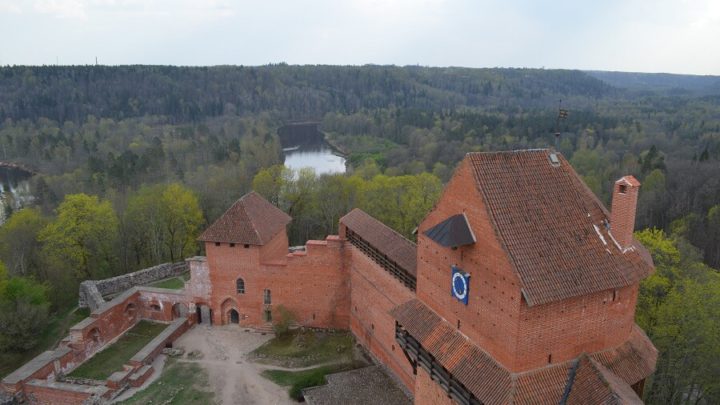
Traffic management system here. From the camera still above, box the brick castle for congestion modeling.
[1,149,657,404]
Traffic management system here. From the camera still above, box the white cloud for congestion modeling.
[0,1,22,13]
[33,0,87,19]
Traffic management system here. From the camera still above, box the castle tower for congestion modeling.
[392,150,657,404]
[198,192,291,326]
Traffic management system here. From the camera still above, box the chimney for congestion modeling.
[610,175,641,249]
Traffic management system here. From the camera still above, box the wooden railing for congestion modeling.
[346,229,416,291]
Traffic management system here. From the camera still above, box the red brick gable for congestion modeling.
[198,191,291,245]
[466,150,653,306]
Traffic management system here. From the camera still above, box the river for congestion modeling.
[279,123,346,175]
[0,165,34,224]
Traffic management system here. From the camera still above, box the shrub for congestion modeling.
[272,304,295,338]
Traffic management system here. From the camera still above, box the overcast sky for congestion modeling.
[1,0,718,75]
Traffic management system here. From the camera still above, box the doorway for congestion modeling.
[229,309,239,324]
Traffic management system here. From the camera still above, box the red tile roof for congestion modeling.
[466,150,653,306]
[198,191,291,245]
[340,209,417,276]
[590,325,658,386]
[566,356,643,404]
[391,299,511,404]
[391,299,655,405]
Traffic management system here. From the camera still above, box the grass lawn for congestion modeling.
[0,306,91,379]
[263,362,366,401]
[118,358,215,405]
[148,277,185,290]
[68,321,167,380]
[251,329,355,368]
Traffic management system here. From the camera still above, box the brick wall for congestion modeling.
[79,262,188,310]
[414,367,455,405]
[348,245,416,392]
[416,158,524,370]
[515,284,639,370]
[415,159,642,373]
[204,231,349,329]
[23,385,94,405]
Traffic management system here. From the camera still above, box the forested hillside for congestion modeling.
[0,65,719,402]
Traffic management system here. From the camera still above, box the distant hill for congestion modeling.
[585,70,720,95]
[0,65,613,123]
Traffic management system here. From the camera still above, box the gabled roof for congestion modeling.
[340,209,417,276]
[465,150,653,306]
[424,213,476,248]
[391,299,655,405]
[198,192,291,245]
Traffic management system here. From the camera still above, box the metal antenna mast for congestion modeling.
[554,99,568,150]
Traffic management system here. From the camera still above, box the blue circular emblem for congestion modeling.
[452,271,467,300]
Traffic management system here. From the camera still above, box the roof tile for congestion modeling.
[391,299,655,405]
[466,150,653,306]
[340,209,417,276]
[198,192,291,245]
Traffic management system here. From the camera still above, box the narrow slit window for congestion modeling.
[264,289,271,305]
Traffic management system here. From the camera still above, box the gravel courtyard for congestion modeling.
[172,325,295,405]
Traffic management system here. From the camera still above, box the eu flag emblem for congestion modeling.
[451,266,470,305]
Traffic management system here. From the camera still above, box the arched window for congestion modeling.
[236,278,245,294]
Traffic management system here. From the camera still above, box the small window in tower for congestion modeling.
[548,354,552,364]
[457,319,461,329]
[215,242,221,247]
[244,244,250,248]
[230,243,235,247]
[619,184,627,194]
[612,289,619,301]
[236,278,245,294]
[264,289,271,305]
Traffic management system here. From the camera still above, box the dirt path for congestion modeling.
[172,325,295,405]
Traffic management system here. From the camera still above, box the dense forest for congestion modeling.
[0,65,719,403]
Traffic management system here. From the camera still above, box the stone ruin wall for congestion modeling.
[2,286,193,404]
[79,262,188,310]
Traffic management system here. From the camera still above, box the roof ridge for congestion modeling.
[242,193,264,244]
[466,148,551,156]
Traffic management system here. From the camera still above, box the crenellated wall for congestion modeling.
[204,233,350,329]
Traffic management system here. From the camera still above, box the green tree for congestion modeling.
[252,165,293,207]
[160,183,204,263]
[39,194,119,281]
[125,183,204,265]
[0,262,50,352]
[0,208,48,278]
[124,184,166,267]
[646,278,720,404]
